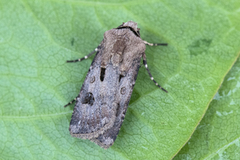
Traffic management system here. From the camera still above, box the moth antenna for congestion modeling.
[142,53,168,93]
[64,97,77,107]
[143,40,168,46]
[66,47,99,63]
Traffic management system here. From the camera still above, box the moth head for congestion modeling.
[117,21,140,37]
[122,21,138,32]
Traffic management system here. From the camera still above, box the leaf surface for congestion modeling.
[0,0,240,159]
[174,57,240,159]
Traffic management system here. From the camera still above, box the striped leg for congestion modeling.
[65,47,99,107]
[143,41,168,46]
[64,97,78,107]
[142,53,168,93]
[66,47,99,63]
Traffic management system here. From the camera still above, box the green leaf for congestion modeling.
[174,57,240,159]
[0,0,240,160]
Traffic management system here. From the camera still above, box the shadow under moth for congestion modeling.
[64,21,168,149]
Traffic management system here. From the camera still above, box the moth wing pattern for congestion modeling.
[69,22,145,148]
[69,42,119,140]
[90,56,142,148]
[67,21,167,149]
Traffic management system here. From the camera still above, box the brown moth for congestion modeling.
[64,21,167,149]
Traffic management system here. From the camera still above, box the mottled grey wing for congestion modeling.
[69,26,145,147]
[69,45,120,139]
[90,57,141,148]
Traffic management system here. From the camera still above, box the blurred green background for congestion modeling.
[0,0,239,159]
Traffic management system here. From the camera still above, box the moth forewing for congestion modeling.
[65,21,167,149]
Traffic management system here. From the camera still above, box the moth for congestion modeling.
[64,21,167,149]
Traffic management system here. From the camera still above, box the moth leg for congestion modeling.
[64,97,77,107]
[142,53,168,93]
[143,41,168,46]
[66,48,99,63]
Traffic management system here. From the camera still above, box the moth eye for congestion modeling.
[81,92,95,106]
[100,68,106,81]
[120,87,126,95]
